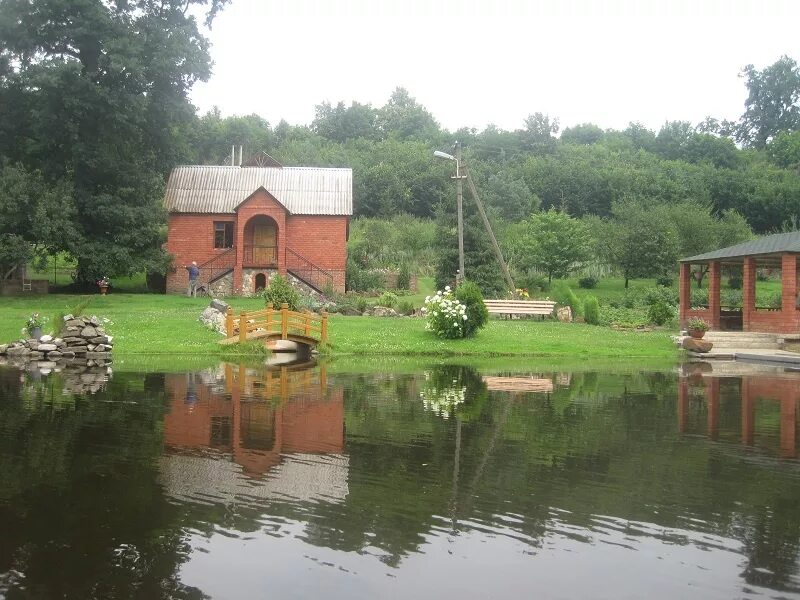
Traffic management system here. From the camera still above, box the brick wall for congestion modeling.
[166,214,235,294]
[286,215,348,293]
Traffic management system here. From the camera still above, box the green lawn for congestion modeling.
[0,292,678,361]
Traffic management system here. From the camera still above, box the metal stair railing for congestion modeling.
[286,247,334,293]
[197,247,236,286]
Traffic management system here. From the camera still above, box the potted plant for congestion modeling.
[686,317,709,339]
[24,313,47,340]
[96,276,110,295]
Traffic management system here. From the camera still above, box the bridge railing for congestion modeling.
[224,303,328,345]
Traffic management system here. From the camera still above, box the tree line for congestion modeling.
[1,0,799,287]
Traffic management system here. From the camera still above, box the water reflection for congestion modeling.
[161,364,346,504]
[0,361,799,598]
[679,363,799,458]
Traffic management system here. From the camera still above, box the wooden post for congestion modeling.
[239,311,247,343]
[304,313,311,337]
[321,311,328,344]
[281,303,288,339]
[226,307,234,340]
[266,306,273,333]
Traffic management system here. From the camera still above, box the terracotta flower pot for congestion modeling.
[99,284,108,295]
[688,328,706,339]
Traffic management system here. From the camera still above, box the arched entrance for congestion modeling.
[254,272,267,292]
[243,216,278,267]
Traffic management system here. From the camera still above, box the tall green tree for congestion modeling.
[738,55,800,148]
[0,0,227,282]
[508,209,591,282]
[608,201,681,287]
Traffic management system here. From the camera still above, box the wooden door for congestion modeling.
[253,223,276,265]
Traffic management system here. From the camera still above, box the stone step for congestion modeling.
[703,332,778,338]
[710,343,781,350]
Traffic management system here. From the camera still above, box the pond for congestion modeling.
[0,358,799,599]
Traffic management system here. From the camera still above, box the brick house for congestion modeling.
[164,162,352,296]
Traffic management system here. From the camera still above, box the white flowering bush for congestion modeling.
[419,371,466,418]
[421,286,469,338]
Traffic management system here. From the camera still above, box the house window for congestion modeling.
[214,222,234,249]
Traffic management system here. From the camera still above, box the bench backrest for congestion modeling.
[484,299,556,315]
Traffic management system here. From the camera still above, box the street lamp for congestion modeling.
[435,143,466,284]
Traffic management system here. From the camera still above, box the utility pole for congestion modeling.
[454,142,466,285]
[463,164,515,291]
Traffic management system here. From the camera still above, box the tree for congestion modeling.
[312,100,379,142]
[608,201,681,288]
[767,130,800,170]
[0,162,75,276]
[561,123,605,145]
[738,55,800,148]
[0,0,227,282]
[376,87,440,142]
[520,112,559,154]
[509,209,591,282]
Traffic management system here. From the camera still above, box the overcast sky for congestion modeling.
[190,0,800,134]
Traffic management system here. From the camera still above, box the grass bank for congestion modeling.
[0,293,679,360]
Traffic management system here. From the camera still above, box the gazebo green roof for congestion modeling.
[681,230,800,263]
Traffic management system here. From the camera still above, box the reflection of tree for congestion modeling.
[0,369,206,599]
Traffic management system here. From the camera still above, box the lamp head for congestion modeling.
[434,150,456,161]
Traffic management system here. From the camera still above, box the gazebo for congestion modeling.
[679,231,800,333]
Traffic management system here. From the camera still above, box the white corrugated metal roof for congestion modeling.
[164,166,353,215]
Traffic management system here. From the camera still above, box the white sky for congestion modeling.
[190,0,800,134]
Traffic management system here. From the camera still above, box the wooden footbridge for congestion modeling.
[220,304,328,348]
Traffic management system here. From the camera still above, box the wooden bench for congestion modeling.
[484,299,557,318]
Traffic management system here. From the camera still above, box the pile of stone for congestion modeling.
[199,298,229,334]
[0,314,114,362]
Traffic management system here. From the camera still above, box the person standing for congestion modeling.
[186,261,200,297]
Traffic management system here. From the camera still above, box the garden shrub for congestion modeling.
[583,296,600,325]
[552,281,582,317]
[396,300,415,315]
[722,289,742,308]
[262,274,301,311]
[423,287,469,339]
[578,276,598,289]
[346,257,384,292]
[728,276,742,289]
[655,275,674,287]
[397,263,411,291]
[454,280,489,337]
[518,273,549,293]
[377,291,398,308]
[647,300,674,326]
[599,306,649,328]
[355,296,369,313]
[690,288,709,307]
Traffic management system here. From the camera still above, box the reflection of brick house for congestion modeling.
[163,368,345,477]
[164,159,352,296]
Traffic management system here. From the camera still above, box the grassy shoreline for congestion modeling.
[0,294,679,361]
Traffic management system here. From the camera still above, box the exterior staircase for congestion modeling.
[700,331,782,350]
[286,247,333,294]
[198,247,236,285]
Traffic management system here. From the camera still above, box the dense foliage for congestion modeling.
[453,281,489,337]
[261,274,300,311]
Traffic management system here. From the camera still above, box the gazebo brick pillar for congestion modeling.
[708,261,721,329]
[679,263,691,325]
[743,257,756,332]
[781,254,798,329]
